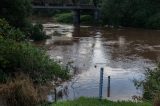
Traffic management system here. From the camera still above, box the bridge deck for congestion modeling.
[32,5,97,10]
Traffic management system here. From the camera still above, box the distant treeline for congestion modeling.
[101,0,160,29]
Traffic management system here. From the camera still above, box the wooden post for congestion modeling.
[99,68,104,100]
[107,76,110,97]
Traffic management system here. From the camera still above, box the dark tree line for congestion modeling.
[0,0,32,28]
[101,0,160,29]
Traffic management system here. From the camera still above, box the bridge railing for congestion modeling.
[32,0,100,7]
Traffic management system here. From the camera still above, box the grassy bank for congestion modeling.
[50,97,151,106]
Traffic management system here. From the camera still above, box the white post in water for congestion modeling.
[99,68,104,100]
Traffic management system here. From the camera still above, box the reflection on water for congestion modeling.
[41,23,160,101]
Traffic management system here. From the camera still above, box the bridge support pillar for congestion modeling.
[73,10,80,26]
[94,9,100,23]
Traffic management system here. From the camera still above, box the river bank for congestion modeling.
[47,97,151,106]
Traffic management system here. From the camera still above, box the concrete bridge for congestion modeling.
[32,0,101,25]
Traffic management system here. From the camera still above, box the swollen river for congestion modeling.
[39,23,160,101]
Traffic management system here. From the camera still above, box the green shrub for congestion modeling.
[30,24,47,41]
[0,18,48,41]
[135,64,160,100]
[0,19,25,41]
[55,13,73,23]
[0,38,69,84]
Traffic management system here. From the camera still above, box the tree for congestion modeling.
[0,0,32,28]
[101,0,160,28]
[0,19,69,84]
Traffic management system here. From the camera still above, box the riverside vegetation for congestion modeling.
[0,0,69,105]
[135,64,160,106]
[0,0,160,106]
[0,18,69,106]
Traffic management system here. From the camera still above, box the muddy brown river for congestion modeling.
[39,23,160,101]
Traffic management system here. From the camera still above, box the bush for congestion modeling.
[0,19,25,41]
[0,38,69,84]
[0,18,48,41]
[135,64,160,100]
[29,24,47,41]
[55,13,73,23]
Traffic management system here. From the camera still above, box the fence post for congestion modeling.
[107,76,110,97]
[54,88,57,102]
[99,68,104,100]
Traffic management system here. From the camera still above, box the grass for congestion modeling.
[50,97,152,106]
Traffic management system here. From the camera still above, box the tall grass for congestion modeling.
[0,73,55,106]
[0,74,39,106]
[154,93,160,106]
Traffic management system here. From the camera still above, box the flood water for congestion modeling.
[40,23,160,101]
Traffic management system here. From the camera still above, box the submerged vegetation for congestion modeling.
[29,24,48,41]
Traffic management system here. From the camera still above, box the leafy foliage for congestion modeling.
[135,64,160,100]
[29,24,48,41]
[0,0,32,28]
[0,19,69,84]
[101,0,160,28]
[0,0,47,41]
[0,38,69,84]
[0,19,25,41]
